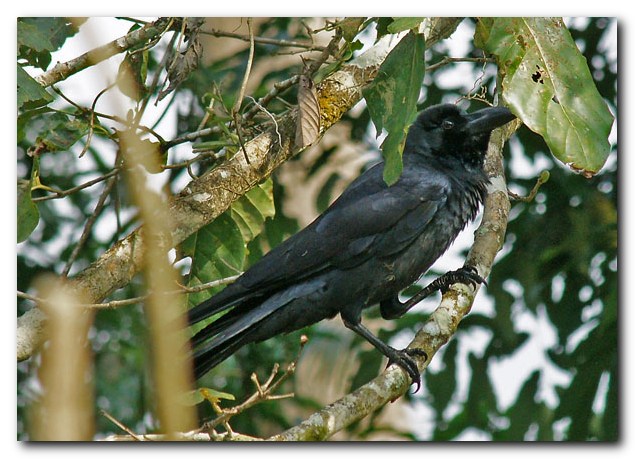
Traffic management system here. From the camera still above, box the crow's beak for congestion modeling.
[465,106,516,135]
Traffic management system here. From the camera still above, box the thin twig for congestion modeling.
[17,274,240,309]
[161,149,227,172]
[232,18,255,115]
[164,125,219,150]
[32,168,120,203]
[305,28,342,76]
[508,171,550,202]
[100,410,144,441]
[200,353,300,433]
[201,28,326,51]
[46,84,166,146]
[232,18,256,165]
[80,83,116,158]
[176,274,240,293]
[246,96,282,148]
[61,175,118,277]
[164,74,298,151]
[426,56,495,73]
[241,75,299,122]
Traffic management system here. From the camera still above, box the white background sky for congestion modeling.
[4,1,630,456]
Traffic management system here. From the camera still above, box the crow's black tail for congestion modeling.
[189,295,292,378]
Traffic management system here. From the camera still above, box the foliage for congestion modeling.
[17,17,617,441]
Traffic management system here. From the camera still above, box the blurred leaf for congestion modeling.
[117,51,149,101]
[17,180,39,243]
[387,17,425,33]
[17,65,53,110]
[33,111,90,152]
[476,17,614,176]
[337,17,366,42]
[184,387,236,406]
[295,75,320,148]
[602,368,618,440]
[465,354,497,428]
[363,30,425,185]
[498,370,540,440]
[183,180,274,309]
[425,339,458,414]
[120,134,165,173]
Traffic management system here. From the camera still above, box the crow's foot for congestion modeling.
[386,347,428,392]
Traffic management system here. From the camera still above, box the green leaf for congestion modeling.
[476,17,614,176]
[337,17,366,42]
[374,17,394,40]
[363,30,425,185]
[183,387,236,406]
[230,179,275,242]
[33,112,90,152]
[425,339,458,414]
[17,20,54,53]
[387,17,425,34]
[499,371,540,440]
[17,180,39,243]
[17,17,85,70]
[380,131,406,185]
[183,180,275,310]
[17,65,53,110]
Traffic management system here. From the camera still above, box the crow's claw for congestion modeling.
[386,347,428,392]
[439,265,487,293]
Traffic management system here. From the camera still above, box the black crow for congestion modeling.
[187,103,515,388]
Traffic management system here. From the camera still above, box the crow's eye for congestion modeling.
[442,120,454,130]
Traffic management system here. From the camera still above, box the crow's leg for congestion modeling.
[341,306,426,390]
[380,265,486,320]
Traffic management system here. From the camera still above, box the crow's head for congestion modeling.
[405,104,515,169]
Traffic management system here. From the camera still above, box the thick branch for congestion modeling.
[17,17,463,365]
[269,118,520,442]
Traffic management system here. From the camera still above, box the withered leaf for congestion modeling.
[295,74,320,149]
[158,20,204,101]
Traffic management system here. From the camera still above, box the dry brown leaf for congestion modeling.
[295,74,320,148]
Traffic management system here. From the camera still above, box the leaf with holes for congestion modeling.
[476,17,614,176]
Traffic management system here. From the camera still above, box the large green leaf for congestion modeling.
[182,179,274,310]
[476,17,614,176]
[363,30,426,185]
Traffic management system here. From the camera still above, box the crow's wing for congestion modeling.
[188,164,449,323]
